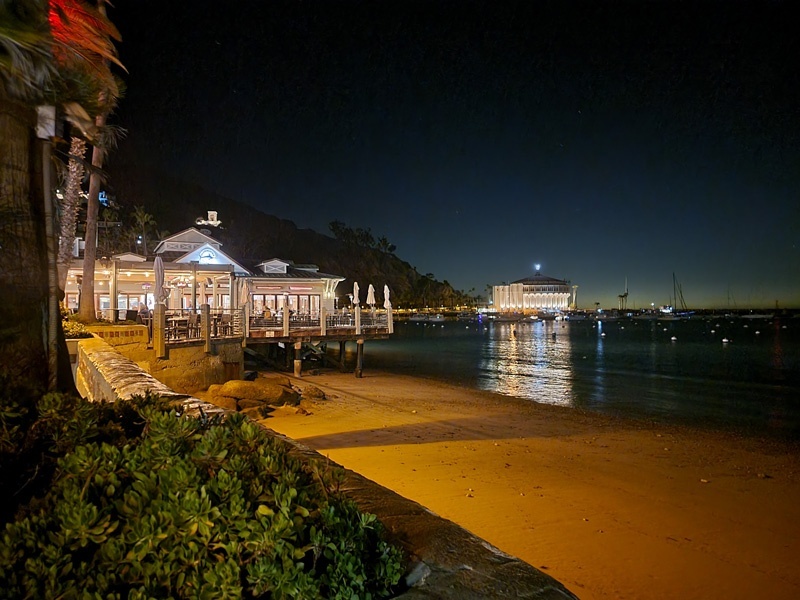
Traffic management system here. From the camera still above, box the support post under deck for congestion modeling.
[293,342,303,377]
[355,338,364,378]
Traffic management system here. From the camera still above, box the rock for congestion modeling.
[238,398,266,410]
[241,404,275,420]
[258,374,292,388]
[216,380,300,406]
[241,407,265,420]
[301,385,326,400]
[210,395,238,411]
[404,561,432,588]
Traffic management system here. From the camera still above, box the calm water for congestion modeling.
[359,316,800,440]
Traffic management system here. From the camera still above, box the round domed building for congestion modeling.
[493,269,573,315]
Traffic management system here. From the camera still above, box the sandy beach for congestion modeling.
[239,370,800,600]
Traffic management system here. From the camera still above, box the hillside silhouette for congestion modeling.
[106,166,466,308]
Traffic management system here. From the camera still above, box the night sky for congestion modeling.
[109,1,799,309]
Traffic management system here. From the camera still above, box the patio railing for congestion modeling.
[247,306,393,337]
[151,304,392,356]
[151,305,244,357]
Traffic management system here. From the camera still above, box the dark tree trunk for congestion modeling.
[0,82,50,399]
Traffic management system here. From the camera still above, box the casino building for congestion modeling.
[493,269,573,314]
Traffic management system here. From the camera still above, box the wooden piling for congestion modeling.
[355,338,364,378]
[293,342,303,377]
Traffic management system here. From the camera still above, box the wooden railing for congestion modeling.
[247,306,393,337]
[152,305,243,357]
[151,304,393,356]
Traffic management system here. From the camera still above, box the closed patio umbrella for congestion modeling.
[239,279,249,307]
[366,284,376,306]
[154,256,169,304]
[353,281,360,306]
[383,284,391,309]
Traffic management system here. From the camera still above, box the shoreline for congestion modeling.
[227,369,800,600]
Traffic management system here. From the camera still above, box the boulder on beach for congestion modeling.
[259,374,293,388]
[210,395,238,411]
[300,385,326,400]
[241,405,274,420]
[238,398,267,410]
[215,379,300,406]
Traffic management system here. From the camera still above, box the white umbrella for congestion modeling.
[366,284,376,306]
[239,279,249,306]
[154,256,169,304]
[353,281,360,306]
[383,284,392,309]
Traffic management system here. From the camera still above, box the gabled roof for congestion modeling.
[153,227,222,254]
[113,252,146,262]
[253,258,343,281]
[150,227,343,282]
[172,242,250,275]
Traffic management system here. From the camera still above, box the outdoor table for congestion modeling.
[167,317,189,340]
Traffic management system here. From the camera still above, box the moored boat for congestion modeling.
[493,313,523,323]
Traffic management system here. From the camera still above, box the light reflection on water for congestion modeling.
[478,321,574,406]
[361,318,800,438]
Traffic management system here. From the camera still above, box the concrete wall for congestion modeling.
[84,324,243,394]
[73,338,577,599]
[75,337,198,404]
[148,341,243,393]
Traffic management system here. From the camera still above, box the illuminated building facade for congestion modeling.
[64,225,343,319]
[493,270,572,314]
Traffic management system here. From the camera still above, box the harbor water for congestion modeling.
[360,316,800,440]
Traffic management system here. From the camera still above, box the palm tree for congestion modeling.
[131,205,156,256]
[56,136,87,291]
[0,0,122,396]
[76,0,123,322]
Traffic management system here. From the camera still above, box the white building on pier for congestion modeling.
[493,270,572,314]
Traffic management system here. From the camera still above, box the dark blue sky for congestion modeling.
[111,1,799,309]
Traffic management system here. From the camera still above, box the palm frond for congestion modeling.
[0,2,55,99]
[49,0,125,102]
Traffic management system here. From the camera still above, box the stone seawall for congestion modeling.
[75,337,198,405]
[82,325,243,394]
[73,338,577,599]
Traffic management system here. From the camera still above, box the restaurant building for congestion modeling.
[63,224,342,320]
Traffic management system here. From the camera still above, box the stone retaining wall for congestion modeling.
[74,338,578,599]
[82,324,244,394]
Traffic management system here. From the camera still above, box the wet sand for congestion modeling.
[251,370,800,600]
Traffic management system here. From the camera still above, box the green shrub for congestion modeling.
[0,393,403,598]
[62,319,93,339]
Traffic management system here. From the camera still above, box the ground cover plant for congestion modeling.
[61,305,93,338]
[0,392,403,598]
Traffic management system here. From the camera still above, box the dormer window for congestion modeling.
[259,260,290,274]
